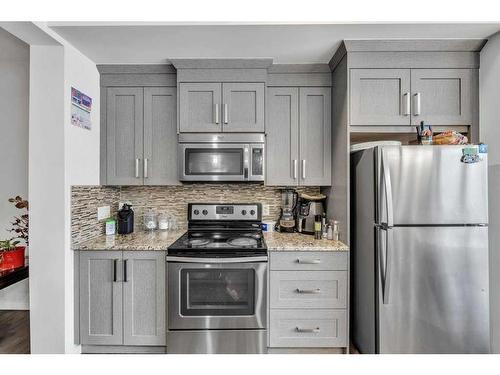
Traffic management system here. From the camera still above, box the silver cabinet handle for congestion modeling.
[413,93,421,116]
[296,327,320,333]
[296,288,321,294]
[214,104,220,124]
[144,158,148,179]
[223,103,228,124]
[123,259,128,282]
[403,92,410,116]
[135,158,140,178]
[293,160,297,179]
[301,160,306,180]
[296,258,321,264]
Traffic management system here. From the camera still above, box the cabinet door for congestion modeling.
[222,83,265,132]
[411,69,473,126]
[144,87,179,185]
[123,251,166,346]
[106,87,144,185]
[350,69,411,126]
[80,251,123,345]
[299,87,332,186]
[179,82,222,132]
[266,87,299,186]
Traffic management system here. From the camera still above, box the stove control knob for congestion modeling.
[250,209,256,216]
[193,209,200,215]
[241,210,247,215]
[202,209,208,216]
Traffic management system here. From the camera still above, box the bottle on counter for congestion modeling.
[314,214,322,240]
[105,218,116,235]
[332,220,340,241]
[327,224,333,240]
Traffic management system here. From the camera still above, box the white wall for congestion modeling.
[480,31,500,353]
[0,28,30,310]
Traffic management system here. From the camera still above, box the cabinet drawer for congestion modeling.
[270,252,348,271]
[269,309,347,348]
[270,271,347,309]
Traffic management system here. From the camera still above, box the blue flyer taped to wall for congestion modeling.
[71,87,92,130]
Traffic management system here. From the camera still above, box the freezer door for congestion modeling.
[378,145,488,225]
[378,226,490,353]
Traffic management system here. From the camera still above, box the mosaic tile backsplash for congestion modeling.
[71,184,320,247]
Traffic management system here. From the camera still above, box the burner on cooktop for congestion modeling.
[185,238,211,247]
[227,237,258,247]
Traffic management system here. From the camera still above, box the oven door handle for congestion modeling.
[166,256,268,263]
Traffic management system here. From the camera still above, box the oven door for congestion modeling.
[168,258,267,330]
[179,143,249,181]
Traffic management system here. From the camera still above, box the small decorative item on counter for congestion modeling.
[321,213,328,239]
[332,220,340,241]
[416,121,433,145]
[432,130,468,145]
[261,221,274,232]
[327,224,334,240]
[143,211,158,231]
[105,218,116,235]
[158,214,169,230]
[314,215,322,240]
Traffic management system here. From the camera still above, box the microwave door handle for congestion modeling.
[244,145,250,180]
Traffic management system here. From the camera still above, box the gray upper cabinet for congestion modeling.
[144,87,179,185]
[80,251,123,346]
[410,69,473,126]
[266,87,331,186]
[222,83,265,132]
[266,87,299,186]
[350,69,411,126]
[106,87,144,185]
[123,251,166,346]
[179,82,222,132]
[299,87,331,186]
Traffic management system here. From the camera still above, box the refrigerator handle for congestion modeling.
[381,149,394,227]
[383,228,393,305]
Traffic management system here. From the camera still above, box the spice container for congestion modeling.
[143,211,158,231]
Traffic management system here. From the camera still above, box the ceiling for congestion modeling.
[48,23,500,64]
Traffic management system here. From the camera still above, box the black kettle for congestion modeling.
[117,204,134,234]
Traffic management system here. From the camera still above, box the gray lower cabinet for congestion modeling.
[179,82,265,133]
[80,251,123,345]
[410,69,473,126]
[104,86,178,185]
[268,251,348,349]
[266,87,331,186]
[350,69,411,126]
[123,251,166,346]
[106,87,144,185]
[79,251,166,347]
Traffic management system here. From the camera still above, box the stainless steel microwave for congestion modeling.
[179,134,265,182]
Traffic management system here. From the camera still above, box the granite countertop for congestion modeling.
[264,231,348,252]
[74,230,186,251]
[74,229,348,252]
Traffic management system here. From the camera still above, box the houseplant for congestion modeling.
[0,196,28,271]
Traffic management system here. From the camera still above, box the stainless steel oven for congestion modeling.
[179,133,265,182]
[167,257,267,330]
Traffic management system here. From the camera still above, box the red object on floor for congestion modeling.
[0,246,26,271]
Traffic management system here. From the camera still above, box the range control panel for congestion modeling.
[189,203,261,221]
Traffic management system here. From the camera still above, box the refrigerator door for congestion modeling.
[377,226,490,353]
[378,145,488,225]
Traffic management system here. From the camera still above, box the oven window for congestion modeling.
[180,268,255,316]
[185,148,243,175]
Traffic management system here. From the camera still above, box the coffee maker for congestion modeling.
[276,188,298,233]
[296,193,326,234]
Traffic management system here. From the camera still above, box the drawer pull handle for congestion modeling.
[296,258,321,264]
[296,288,321,294]
[296,327,320,333]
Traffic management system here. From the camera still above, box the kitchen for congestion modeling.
[1,10,500,370]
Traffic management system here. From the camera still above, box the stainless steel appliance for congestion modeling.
[167,203,267,354]
[296,194,326,234]
[277,188,298,232]
[350,143,490,354]
[179,133,265,182]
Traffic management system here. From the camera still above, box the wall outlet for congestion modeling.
[263,204,270,216]
[97,206,111,221]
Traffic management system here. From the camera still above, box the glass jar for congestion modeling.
[169,216,178,231]
[158,213,169,231]
[143,211,158,231]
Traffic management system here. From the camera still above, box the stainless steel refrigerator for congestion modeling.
[350,144,490,354]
